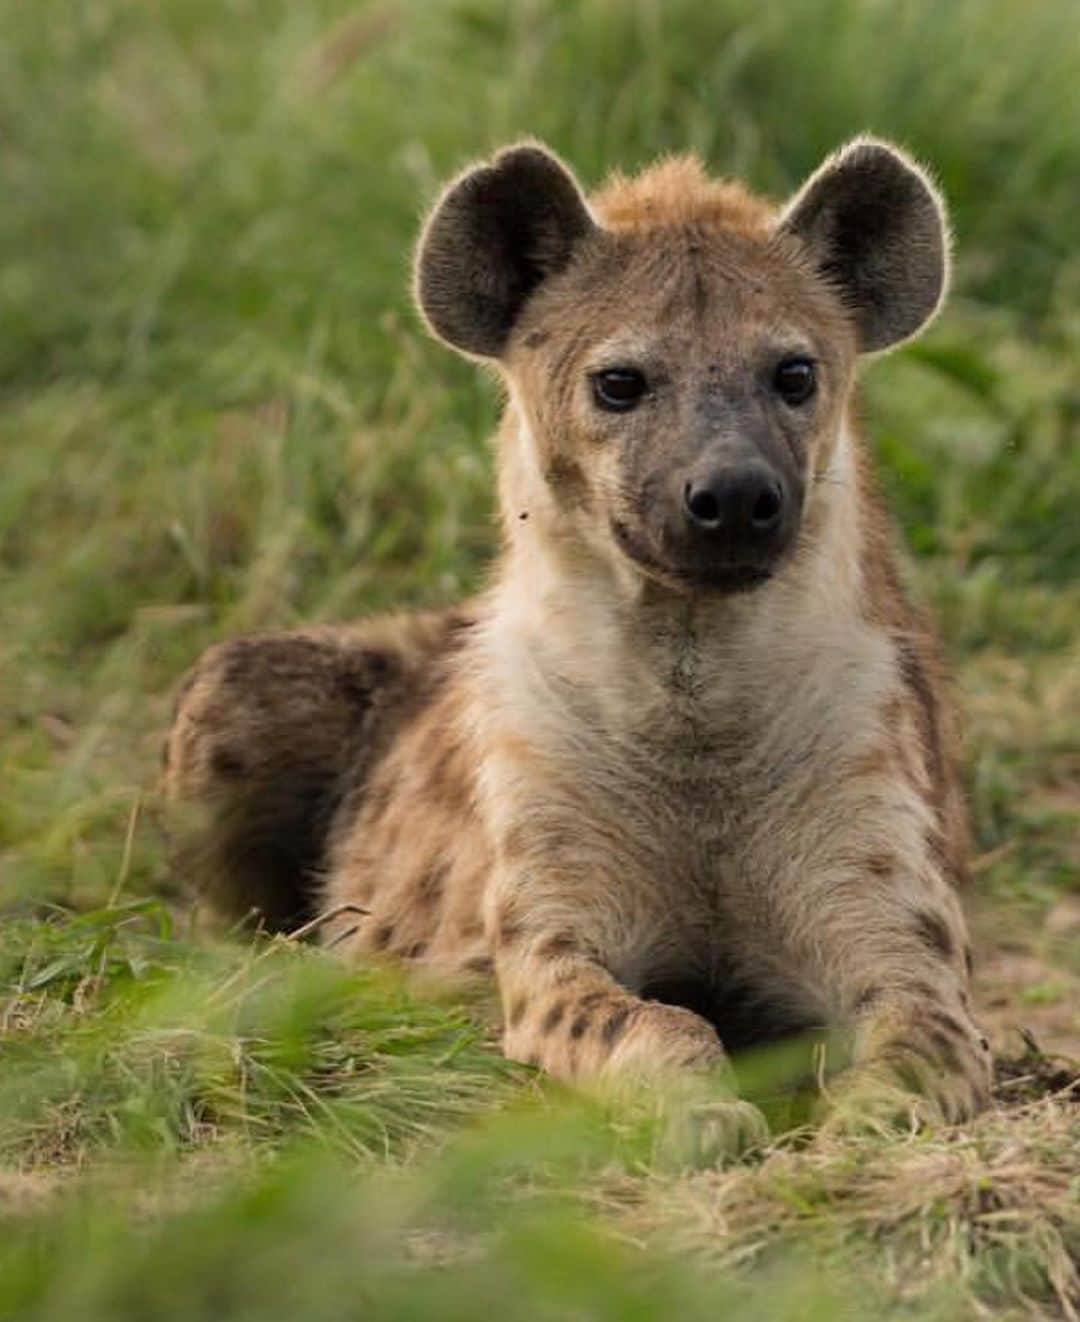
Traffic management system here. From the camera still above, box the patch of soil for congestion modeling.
[969,898,1080,1061]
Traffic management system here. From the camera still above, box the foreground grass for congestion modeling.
[2,903,1077,1319]
[1,0,1078,1317]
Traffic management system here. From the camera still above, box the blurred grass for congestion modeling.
[1,0,1078,1317]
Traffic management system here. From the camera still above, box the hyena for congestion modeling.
[165,137,992,1148]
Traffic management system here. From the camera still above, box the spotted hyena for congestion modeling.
[165,137,992,1151]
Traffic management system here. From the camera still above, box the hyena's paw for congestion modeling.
[820,998,995,1139]
[655,1092,769,1170]
[816,1073,937,1140]
[818,1053,992,1140]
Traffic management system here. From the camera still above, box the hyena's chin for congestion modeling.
[610,519,778,596]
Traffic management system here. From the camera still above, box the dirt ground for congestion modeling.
[971,894,1079,1063]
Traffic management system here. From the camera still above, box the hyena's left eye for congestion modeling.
[591,368,648,412]
[773,357,817,406]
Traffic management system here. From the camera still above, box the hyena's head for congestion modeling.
[415,137,948,594]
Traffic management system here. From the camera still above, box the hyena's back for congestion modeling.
[163,609,465,931]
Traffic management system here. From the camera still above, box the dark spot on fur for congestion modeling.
[925,828,949,870]
[854,985,884,1013]
[535,931,576,960]
[405,940,428,960]
[363,650,395,683]
[881,1039,938,1088]
[546,455,585,487]
[926,1008,966,1039]
[541,1001,566,1034]
[544,455,590,508]
[441,612,476,650]
[518,511,529,521]
[892,1037,943,1069]
[492,897,525,948]
[462,953,494,975]
[211,746,247,779]
[508,996,527,1028]
[372,922,395,951]
[979,1035,990,1052]
[524,329,550,349]
[459,918,484,940]
[427,740,467,807]
[894,634,947,819]
[964,946,974,977]
[913,909,954,960]
[853,746,892,777]
[601,1004,633,1045]
[928,1029,962,1070]
[569,1012,591,1040]
[497,918,523,947]
[865,854,894,879]
[416,863,448,906]
[334,676,369,711]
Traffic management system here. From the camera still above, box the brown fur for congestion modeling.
[164,138,990,1141]
[591,156,774,235]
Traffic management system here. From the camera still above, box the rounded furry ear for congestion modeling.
[779,137,950,353]
[414,143,595,358]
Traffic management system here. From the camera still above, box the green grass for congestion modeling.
[1,1,1078,1317]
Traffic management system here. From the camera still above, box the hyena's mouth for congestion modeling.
[610,520,775,594]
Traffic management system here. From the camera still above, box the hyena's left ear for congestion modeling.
[415,142,596,359]
[778,137,949,353]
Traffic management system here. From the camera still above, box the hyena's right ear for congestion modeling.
[414,143,596,359]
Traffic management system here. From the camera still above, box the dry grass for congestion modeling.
[633,1058,1080,1318]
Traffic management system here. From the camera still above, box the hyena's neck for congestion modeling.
[481,409,878,733]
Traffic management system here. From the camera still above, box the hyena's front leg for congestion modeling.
[496,927,722,1081]
[841,979,992,1128]
[485,832,768,1163]
[819,885,992,1131]
[494,926,768,1163]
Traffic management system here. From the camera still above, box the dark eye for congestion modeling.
[591,368,648,412]
[773,357,817,406]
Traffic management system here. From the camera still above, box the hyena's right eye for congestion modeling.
[591,368,648,412]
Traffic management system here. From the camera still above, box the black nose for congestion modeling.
[683,464,785,545]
